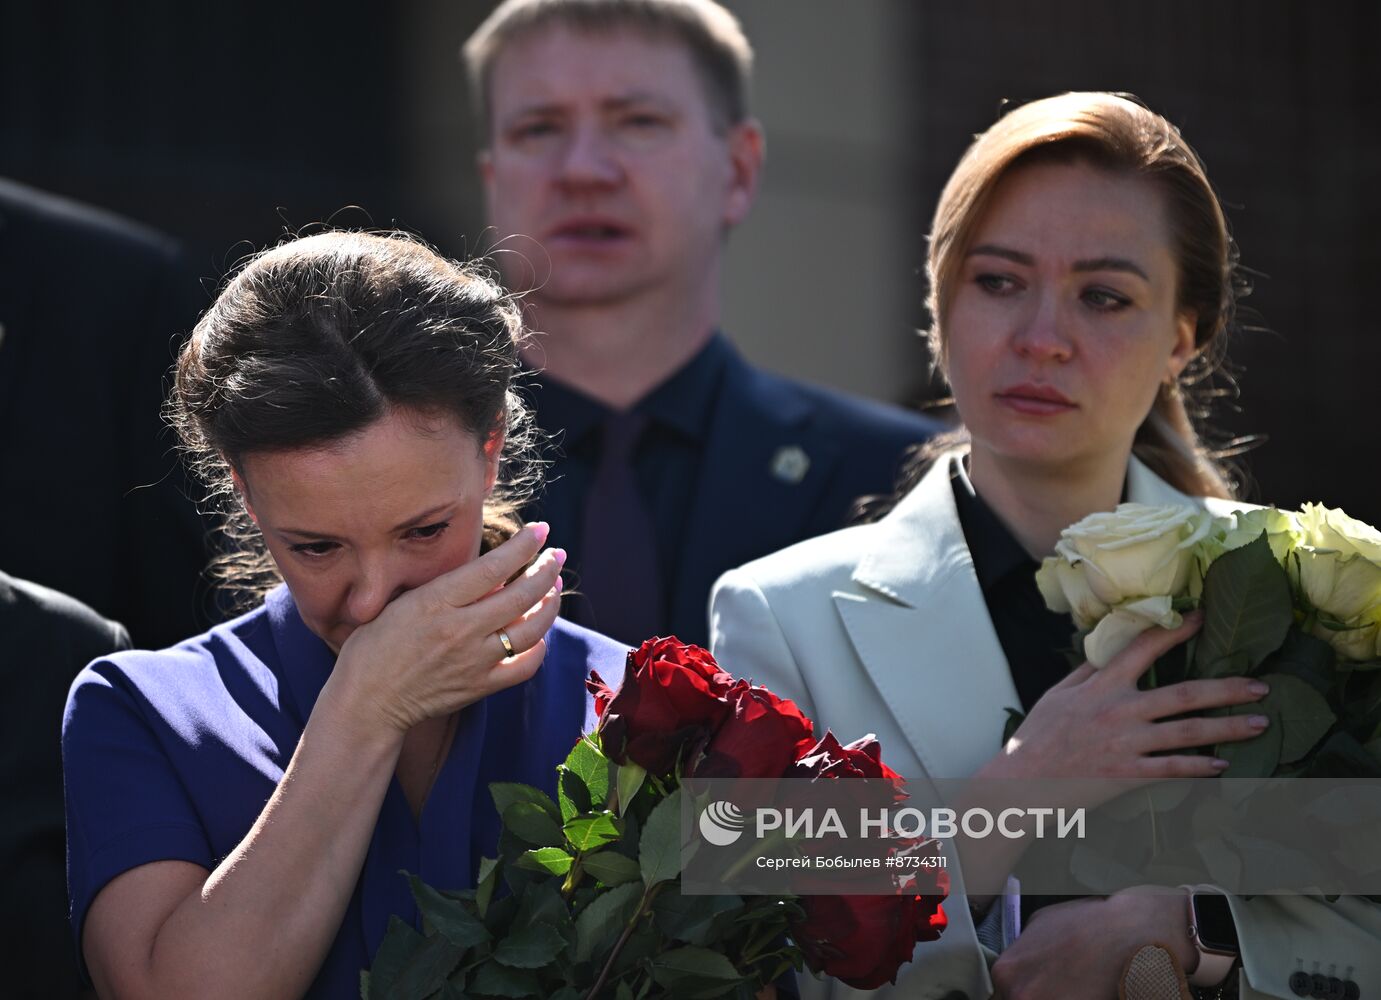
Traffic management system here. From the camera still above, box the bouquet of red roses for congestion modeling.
[364,637,947,999]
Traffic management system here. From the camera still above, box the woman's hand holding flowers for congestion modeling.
[985,612,1271,787]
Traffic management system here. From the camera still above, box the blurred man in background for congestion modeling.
[0,177,214,996]
[0,570,128,998]
[0,178,212,650]
[464,0,940,647]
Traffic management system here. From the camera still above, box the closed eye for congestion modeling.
[289,540,340,558]
[406,521,450,541]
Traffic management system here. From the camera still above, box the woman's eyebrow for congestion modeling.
[276,504,455,541]
[390,503,456,533]
[279,527,342,542]
[967,244,1032,265]
[967,244,1151,282]
[1072,256,1150,281]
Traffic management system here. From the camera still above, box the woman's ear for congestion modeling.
[1165,310,1199,384]
[229,466,259,525]
[482,427,506,496]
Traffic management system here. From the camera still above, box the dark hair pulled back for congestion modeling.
[170,230,540,602]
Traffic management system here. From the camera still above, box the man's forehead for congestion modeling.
[488,25,703,110]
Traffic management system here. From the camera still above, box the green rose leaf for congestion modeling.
[1214,703,1283,777]
[1196,833,1244,888]
[468,959,540,997]
[1098,782,1193,823]
[504,801,566,848]
[1067,842,1153,894]
[580,850,642,887]
[406,874,492,949]
[558,768,591,822]
[1306,732,1381,778]
[476,856,500,918]
[368,915,463,1000]
[492,922,568,968]
[649,945,744,998]
[616,761,647,818]
[566,737,612,806]
[491,782,561,824]
[513,879,574,935]
[652,892,743,946]
[574,880,644,962]
[1256,672,1336,764]
[1260,628,1336,697]
[365,916,424,999]
[640,788,683,888]
[564,813,623,852]
[513,846,574,876]
[1195,534,1293,677]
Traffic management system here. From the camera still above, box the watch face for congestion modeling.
[1193,892,1238,952]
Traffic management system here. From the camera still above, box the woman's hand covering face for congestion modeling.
[327,522,565,734]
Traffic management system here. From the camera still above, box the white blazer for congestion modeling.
[710,452,1381,1000]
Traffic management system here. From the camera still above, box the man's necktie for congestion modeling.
[577,411,665,645]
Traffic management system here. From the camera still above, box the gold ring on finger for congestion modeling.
[496,628,515,658]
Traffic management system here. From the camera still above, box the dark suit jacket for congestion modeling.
[0,178,213,649]
[0,570,129,998]
[536,342,943,646]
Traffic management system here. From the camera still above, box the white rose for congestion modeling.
[1213,507,1300,565]
[1292,504,1381,661]
[1036,503,1214,667]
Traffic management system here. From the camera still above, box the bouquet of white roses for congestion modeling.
[1031,502,1381,778]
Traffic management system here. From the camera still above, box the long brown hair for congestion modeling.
[169,231,541,604]
[868,92,1248,521]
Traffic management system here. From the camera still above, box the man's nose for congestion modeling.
[554,123,623,188]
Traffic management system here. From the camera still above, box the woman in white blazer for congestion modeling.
[711,93,1381,1000]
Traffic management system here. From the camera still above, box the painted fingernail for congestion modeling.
[1212,758,1230,770]
[552,547,567,567]
[555,575,564,593]
[1248,681,1270,696]
[532,521,550,543]
[1249,714,1270,729]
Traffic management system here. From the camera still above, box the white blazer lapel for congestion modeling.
[1126,455,1197,506]
[834,453,1021,780]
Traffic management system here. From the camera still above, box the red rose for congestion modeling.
[589,637,735,775]
[792,873,949,990]
[690,680,815,780]
[787,732,906,799]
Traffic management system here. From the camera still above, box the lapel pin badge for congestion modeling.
[769,445,810,484]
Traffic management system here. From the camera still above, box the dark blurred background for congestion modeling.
[2,0,1377,528]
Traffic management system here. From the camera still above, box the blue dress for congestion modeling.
[63,584,628,998]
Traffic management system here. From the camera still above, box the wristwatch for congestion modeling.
[1186,888,1239,988]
